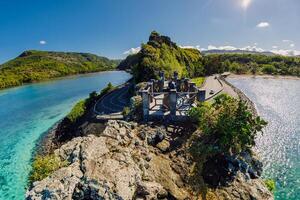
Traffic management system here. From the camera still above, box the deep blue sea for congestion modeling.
[228,77,300,200]
[0,71,131,200]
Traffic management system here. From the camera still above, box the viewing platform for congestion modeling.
[140,71,206,121]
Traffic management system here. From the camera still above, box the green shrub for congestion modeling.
[67,100,86,123]
[130,95,143,121]
[99,82,115,96]
[191,77,205,87]
[29,154,69,183]
[264,179,276,193]
[122,107,131,117]
[262,64,276,74]
[188,94,267,155]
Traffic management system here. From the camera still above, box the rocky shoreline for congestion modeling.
[27,120,273,200]
[27,77,274,200]
[28,118,274,200]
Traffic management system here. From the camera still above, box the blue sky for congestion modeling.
[0,0,299,63]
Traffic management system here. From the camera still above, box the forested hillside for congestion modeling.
[0,50,118,89]
[119,32,300,81]
[204,53,300,76]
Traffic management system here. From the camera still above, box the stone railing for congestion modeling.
[140,82,205,121]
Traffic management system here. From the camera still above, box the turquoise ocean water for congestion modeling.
[228,77,300,200]
[0,71,131,200]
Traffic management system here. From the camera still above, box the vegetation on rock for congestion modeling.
[118,31,204,82]
[0,50,118,89]
[191,77,205,87]
[188,94,267,155]
[67,100,87,123]
[264,179,276,193]
[99,82,115,96]
[29,154,68,183]
[121,95,143,121]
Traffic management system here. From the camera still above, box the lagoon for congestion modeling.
[0,71,131,200]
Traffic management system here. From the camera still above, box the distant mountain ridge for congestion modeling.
[0,50,118,89]
[202,49,275,56]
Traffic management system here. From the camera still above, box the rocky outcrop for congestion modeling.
[27,120,273,200]
[27,121,188,200]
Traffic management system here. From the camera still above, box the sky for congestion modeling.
[0,0,300,63]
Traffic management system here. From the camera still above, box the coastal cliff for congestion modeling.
[27,119,273,200]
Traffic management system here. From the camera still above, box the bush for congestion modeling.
[67,100,86,123]
[264,179,276,193]
[262,64,276,74]
[99,82,115,96]
[29,154,68,183]
[130,95,143,121]
[188,94,267,155]
[122,107,131,117]
[191,77,205,87]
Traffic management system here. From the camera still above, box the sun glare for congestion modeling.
[240,0,252,10]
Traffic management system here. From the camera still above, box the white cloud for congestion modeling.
[123,47,141,55]
[124,43,300,58]
[256,22,270,28]
[290,44,295,47]
[205,45,264,52]
[39,40,47,45]
[208,45,238,51]
[180,45,201,50]
[201,44,300,56]
[271,49,300,56]
[241,46,265,52]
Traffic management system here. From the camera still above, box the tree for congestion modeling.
[189,94,267,155]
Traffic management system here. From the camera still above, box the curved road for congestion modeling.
[95,85,131,115]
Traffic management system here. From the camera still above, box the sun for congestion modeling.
[240,0,252,10]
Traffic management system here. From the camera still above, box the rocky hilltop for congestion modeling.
[27,120,273,200]
[118,31,203,81]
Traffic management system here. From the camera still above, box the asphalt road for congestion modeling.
[201,75,223,100]
[95,85,131,115]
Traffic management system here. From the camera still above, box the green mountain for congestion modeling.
[118,31,204,82]
[0,50,118,89]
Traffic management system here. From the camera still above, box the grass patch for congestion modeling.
[99,82,115,96]
[29,154,69,183]
[191,77,205,87]
[67,100,86,123]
